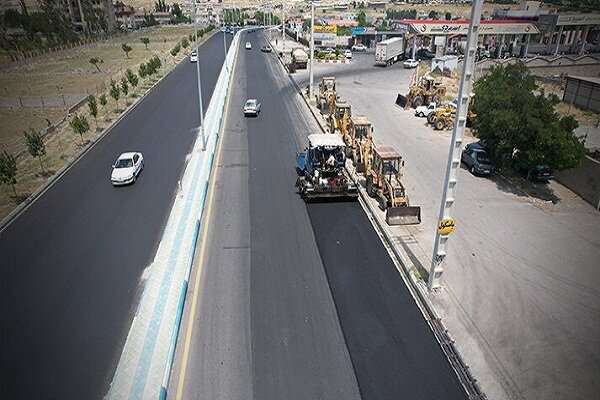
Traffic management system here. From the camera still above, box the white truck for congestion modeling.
[375,37,404,66]
[292,48,309,69]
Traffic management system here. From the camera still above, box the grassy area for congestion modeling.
[0,26,213,222]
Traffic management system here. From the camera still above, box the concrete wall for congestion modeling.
[555,156,600,210]
[471,54,600,80]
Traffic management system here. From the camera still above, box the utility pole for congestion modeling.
[309,1,315,101]
[428,0,483,290]
[194,0,206,151]
[281,2,285,42]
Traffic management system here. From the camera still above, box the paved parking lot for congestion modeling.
[294,53,600,400]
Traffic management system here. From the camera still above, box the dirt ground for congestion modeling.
[0,27,212,221]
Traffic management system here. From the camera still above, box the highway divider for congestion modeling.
[107,28,252,400]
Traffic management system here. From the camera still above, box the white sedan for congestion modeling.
[190,51,198,63]
[245,42,252,50]
[403,58,419,69]
[343,49,352,59]
[111,152,144,186]
[243,99,261,117]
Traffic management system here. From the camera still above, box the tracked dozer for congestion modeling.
[328,100,351,136]
[344,115,374,173]
[365,145,421,225]
[316,77,337,115]
[396,72,447,109]
[296,134,358,200]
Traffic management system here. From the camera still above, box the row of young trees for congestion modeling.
[170,25,214,56]
[222,8,249,26]
[0,55,162,197]
[254,11,280,26]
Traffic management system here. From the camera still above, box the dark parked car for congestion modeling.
[462,142,494,176]
[523,164,554,182]
[261,45,272,53]
[416,48,435,60]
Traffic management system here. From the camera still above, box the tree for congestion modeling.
[89,57,103,72]
[126,69,139,89]
[69,114,89,144]
[120,78,129,97]
[138,63,148,78]
[99,93,108,117]
[110,80,120,108]
[170,43,181,56]
[23,128,46,173]
[428,10,439,19]
[445,12,452,20]
[87,95,98,126]
[121,43,132,59]
[140,37,150,49]
[472,63,586,172]
[181,37,189,49]
[357,10,367,27]
[0,150,18,197]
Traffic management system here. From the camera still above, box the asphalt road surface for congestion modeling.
[0,32,230,400]
[171,31,466,400]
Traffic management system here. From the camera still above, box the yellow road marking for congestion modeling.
[175,39,238,400]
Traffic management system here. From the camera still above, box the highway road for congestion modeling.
[0,32,230,400]
[170,30,466,400]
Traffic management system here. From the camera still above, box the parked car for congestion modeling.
[190,51,197,63]
[245,41,252,50]
[261,45,272,53]
[244,99,261,117]
[462,142,494,176]
[343,49,352,59]
[351,43,367,52]
[403,58,419,69]
[111,152,144,185]
[415,102,437,118]
[416,48,435,60]
[522,164,554,182]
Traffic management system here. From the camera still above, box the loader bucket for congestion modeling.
[395,94,408,108]
[386,206,422,225]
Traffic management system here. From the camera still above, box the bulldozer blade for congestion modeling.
[395,94,408,108]
[386,206,422,225]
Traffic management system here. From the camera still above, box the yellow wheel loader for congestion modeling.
[345,115,374,173]
[316,77,337,115]
[365,146,422,225]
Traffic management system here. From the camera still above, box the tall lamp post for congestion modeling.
[427,0,483,290]
[309,1,315,101]
[194,0,206,151]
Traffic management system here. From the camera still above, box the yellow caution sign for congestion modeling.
[438,218,455,235]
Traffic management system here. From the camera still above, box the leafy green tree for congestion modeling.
[89,57,103,72]
[445,12,452,20]
[126,69,139,89]
[181,37,189,49]
[357,10,367,27]
[428,10,439,19]
[139,63,148,78]
[0,150,18,197]
[120,78,129,97]
[87,95,98,126]
[140,37,150,49]
[99,93,108,118]
[69,114,90,144]
[110,80,120,108]
[472,63,586,172]
[121,43,133,58]
[170,43,181,56]
[23,128,46,173]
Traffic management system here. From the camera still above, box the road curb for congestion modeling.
[0,33,215,234]
[269,36,486,400]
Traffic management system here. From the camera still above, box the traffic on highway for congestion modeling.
[2,3,599,400]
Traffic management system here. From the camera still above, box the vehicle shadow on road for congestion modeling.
[491,171,561,204]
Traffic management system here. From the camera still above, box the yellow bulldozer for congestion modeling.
[328,100,351,137]
[365,145,422,225]
[316,76,337,115]
[396,69,447,109]
[428,108,456,130]
[344,115,374,173]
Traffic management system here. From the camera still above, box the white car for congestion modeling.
[343,49,352,59]
[243,99,261,117]
[403,58,419,69]
[111,152,144,186]
[415,102,437,118]
[351,43,367,52]
[190,51,197,63]
[245,42,252,50]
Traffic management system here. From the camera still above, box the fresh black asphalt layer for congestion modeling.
[308,202,467,400]
[0,32,229,400]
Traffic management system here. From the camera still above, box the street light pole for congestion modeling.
[281,2,284,42]
[427,0,483,290]
[309,1,315,101]
[194,0,206,151]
